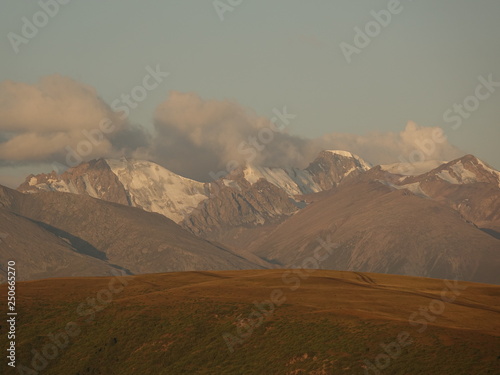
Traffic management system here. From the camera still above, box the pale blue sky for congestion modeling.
[0,0,499,185]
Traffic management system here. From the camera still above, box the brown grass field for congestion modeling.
[1,270,500,374]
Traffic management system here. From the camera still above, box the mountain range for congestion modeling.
[3,150,499,284]
[0,184,265,281]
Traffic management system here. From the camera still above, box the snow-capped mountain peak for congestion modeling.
[304,150,371,191]
[430,155,500,187]
[232,150,371,196]
[105,158,209,223]
[18,150,373,224]
[240,164,321,196]
[17,158,211,223]
[380,160,446,176]
[323,150,372,170]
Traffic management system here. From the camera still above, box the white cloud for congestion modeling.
[0,80,464,180]
[148,92,463,180]
[0,75,146,164]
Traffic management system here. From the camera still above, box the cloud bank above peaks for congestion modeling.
[146,92,464,180]
[0,75,148,166]
[0,75,464,181]
[141,91,311,179]
[315,121,464,167]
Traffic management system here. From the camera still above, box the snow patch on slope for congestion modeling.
[449,161,479,184]
[242,150,372,195]
[436,160,500,187]
[324,150,372,170]
[106,159,208,223]
[437,170,460,184]
[380,160,445,176]
[33,179,71,193]
[380,180,429,198]
[477,159,500,188]
[284,167,323,195]
[222,179,241,190]
[399,182,428,197]
[243,165,321,196]
[82,175,99,198]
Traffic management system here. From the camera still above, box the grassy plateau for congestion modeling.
[1,270,500,374]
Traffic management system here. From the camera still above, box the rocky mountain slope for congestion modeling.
[11,151,500,284]
[246,177,500,284]
[378,155,500,234]
[0,207,122,281]
[0,184,266,281]
[18,158,131,205]
[18,151,371,236]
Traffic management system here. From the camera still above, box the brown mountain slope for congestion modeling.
[398,155,500,234]
[248,179,500,284]
[182,177,299,237]
[0,184,266,279]
[304,149,370,190]
[17,158,131,205]
[0,208,122,281]
[17,151,371,239]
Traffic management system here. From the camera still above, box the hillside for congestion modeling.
[8,153,500,284]
[17,151,371,235]
[1,270,499,374]
[0,184,266,280]
[247,179,500,284]
[0,208,122,280]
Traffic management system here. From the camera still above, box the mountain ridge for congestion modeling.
[9,152,500,284]
[17,150,372,229]
[0,184,267,281]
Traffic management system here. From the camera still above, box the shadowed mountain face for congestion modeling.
[0,184,266,281]
[0,208,122,281]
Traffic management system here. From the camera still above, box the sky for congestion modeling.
[0,0,499,187]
